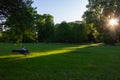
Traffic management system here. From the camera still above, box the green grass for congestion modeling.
[0,43,120,80]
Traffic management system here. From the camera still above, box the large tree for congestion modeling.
[55,21,72,43]
[83,0,120,44]
[37,14,54,42]
[71,23,88,43]
[0,0,36,43]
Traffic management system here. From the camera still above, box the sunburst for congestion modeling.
[109,18,118,26]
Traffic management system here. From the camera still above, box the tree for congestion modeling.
[0,0,36,43]
[55,21,72,43]
[83,0,120,44]
[71,23,88,43]
[37,14,55,42]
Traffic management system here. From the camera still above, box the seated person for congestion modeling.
[21,46,26,50]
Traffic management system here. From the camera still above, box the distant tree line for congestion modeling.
[0,0,92,44]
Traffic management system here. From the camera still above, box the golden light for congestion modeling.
[109,18,119,26]
[0,43,102,60]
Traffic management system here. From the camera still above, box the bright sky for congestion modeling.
[32,0,88,24]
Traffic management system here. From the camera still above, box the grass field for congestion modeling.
[0,43,120,80]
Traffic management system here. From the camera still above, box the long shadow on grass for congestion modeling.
[0,43,77,59]
[1,43,120,80]
[0,43,102,61]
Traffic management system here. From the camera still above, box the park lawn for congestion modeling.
[0,43,120,80]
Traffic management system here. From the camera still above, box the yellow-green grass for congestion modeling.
[0,43,120,80]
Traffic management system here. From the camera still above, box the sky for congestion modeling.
[32,0,88,24]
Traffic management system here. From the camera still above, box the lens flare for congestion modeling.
[109,18,118,26]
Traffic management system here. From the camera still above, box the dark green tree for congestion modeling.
[0,0,36,43]
[71,23,88,43]
[55,21,72,43]
[83,0,120,44]
[37,14,55,42]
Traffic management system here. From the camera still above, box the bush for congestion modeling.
[55,22,72,43]
[71,24,88,43]
[103,33,116,45]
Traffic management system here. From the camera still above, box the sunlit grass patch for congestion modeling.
[28,43,102,58]
[0,43,120,80]
[0,54,23,59]
[0,43,102,60]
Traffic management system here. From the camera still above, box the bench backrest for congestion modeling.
[12,50,29,54]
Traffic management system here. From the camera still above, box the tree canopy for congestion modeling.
[83,0,120,44]
[1,0,120,44]
[0,0,36,43]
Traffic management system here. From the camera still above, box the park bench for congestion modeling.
[12,50,30,55]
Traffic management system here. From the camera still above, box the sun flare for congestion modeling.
[109,18,118,26]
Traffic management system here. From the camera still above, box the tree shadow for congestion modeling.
[1,43,120,80]
[0,43,103,61]
[2,43,120,80]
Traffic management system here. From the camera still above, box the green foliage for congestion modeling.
[37,14,55,42]
[71,23,88,43]
[0,0,36,43]
[83,0,120,44]
[54,22,89,43]
[102,32,116,45]
[86,23,100,42]
[55,21,72,43]
[0,32,3,42]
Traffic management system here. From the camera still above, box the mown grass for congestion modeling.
[0,43,120,80]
